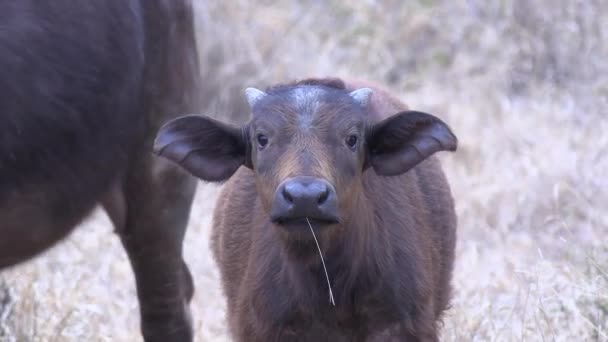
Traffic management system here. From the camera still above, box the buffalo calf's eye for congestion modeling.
[346,135,358,149]
[257,134,268,147]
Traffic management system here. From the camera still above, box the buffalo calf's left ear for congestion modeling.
[367,111,457,176]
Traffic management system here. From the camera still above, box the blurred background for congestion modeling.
[1,1,606,341]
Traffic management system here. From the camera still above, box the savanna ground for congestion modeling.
[1,1,607,341]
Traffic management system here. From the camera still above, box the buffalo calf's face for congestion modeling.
[154,81,457,235]
[244,85,374,232]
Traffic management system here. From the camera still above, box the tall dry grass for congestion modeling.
[1,1,607,341]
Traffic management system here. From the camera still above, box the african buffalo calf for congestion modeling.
[0,1,201,341]
[155,78,458,341]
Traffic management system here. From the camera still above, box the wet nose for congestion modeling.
[270,176,339,224]
[283,179,330,206]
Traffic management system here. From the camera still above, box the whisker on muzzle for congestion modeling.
[306,217,335,306]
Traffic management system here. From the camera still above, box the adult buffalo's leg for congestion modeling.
[108,157,197,342]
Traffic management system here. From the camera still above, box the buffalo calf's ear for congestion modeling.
[154,115,250,182]
[367,111,457,176]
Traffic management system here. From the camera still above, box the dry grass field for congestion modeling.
[1,1,607,341]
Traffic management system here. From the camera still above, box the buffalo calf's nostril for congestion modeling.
[317,186,329,205]
[282,187,294,203]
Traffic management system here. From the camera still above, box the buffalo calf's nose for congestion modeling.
[282,179,329,205]
[271,176,339,224]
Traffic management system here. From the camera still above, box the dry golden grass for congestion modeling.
[1,1,607,341]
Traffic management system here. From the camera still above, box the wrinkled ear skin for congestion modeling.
[366,111,458,176]
[153,115,251,182]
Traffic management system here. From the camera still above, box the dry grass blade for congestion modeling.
[306,217,335,306]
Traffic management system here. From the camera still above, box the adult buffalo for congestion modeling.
[0,1,200,341]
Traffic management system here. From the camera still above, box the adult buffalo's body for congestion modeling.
[156,78,458,341]
[0,1,200,340]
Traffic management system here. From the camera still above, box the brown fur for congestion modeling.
[212,78,457,341]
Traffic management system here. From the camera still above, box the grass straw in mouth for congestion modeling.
[305,217,335,306]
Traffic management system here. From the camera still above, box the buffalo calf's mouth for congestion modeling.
[272,216,339,232]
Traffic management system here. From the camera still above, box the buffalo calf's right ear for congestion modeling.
[154,115,249,182]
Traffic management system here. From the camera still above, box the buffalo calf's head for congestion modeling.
[154,81,457,235]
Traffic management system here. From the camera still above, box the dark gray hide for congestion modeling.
[0,1,200,341]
